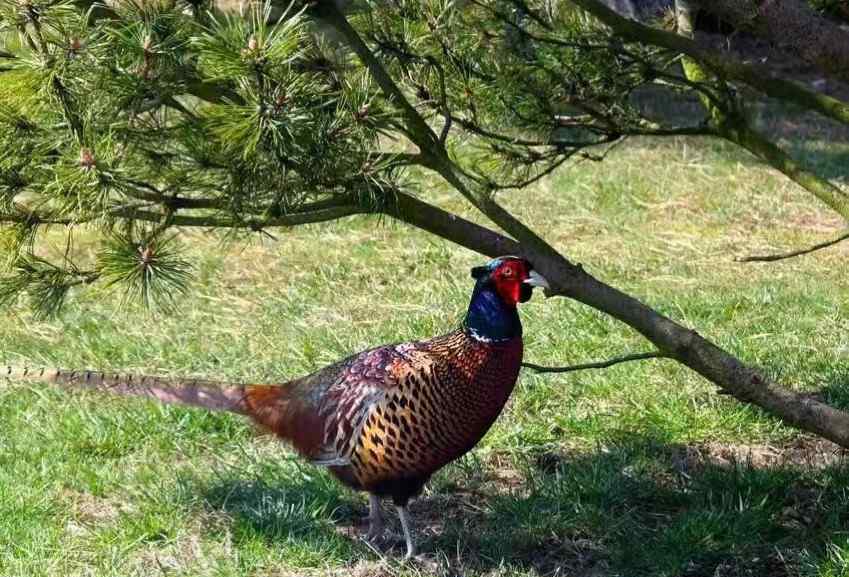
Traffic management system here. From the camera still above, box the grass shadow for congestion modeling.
[156,435,849,577]
[173,460,369,563]
[425,435,849,576]
[165,435,849,576]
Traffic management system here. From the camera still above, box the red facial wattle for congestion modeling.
[495,278,521,304]
[492,261,530,305]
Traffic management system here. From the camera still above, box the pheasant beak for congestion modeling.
[524,270,550,289]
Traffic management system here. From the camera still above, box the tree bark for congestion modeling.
[387,191,849,447]
[311,0,849,448]
[704,0,849,85]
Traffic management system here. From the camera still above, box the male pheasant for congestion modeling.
[3,256,549,558]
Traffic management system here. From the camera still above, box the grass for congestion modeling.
[2,129,849,576]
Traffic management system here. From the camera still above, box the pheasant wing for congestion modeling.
[311,345,404,467]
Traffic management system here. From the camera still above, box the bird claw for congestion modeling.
[360,518,387,550]
[360,531,414,558]
[404,552,438,570]
[364,527,385,543]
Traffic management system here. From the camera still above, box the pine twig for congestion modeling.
[736,231,849,262]
[522,351,669,374]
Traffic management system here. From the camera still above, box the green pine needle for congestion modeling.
[97,233,193,311]
[0,255,94,319]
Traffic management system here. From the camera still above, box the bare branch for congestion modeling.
[101,204,369,230]
[626,125,716,137]
[450,113,624,147]
[119,181,226,210]
[522,351,669,374]
[736,231,849,262]
[0,212,75,226]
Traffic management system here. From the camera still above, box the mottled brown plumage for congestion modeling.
[3,256,549,559]
[244,330,523,504]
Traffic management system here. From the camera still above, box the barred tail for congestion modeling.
[2,365,252,414]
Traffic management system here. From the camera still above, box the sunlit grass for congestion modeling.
[2,134,849,576]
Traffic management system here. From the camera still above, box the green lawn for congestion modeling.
[2,134,849,576]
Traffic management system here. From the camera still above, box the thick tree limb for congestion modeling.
[389,191,521,257]
[569,0,849,128]
[522,351,669,374]
[704,0,849,85]
[0,203,368,229]
[307,6,849,449]
[384,193,849,448]
[737,231,849,262]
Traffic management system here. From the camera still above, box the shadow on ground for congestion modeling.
[179,435,849,576]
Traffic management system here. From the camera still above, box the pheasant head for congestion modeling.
[465,256,549,342]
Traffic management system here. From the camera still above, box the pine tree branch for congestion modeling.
[449,114,613,147]
[72,0,119,22]
[522,351,669,374]
[315,3,574,270]
[373,152,426,167]
[569,0,849,128]
[0,199,368,229]
[311,4,443,160]
[0,207,365,229]
[183,79,245,106]
[382,190,849,449]
[736,231,849,262]
[95,204,368,229]
[449,113,714,145]
[0,212,76,226]
[488,154,574,191]
[120,181,227,210]
[626,125,716,137]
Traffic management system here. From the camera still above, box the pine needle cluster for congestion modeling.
[0,0,708,316]
[0,0,401,315]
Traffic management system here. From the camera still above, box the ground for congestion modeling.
[2,117,849,576]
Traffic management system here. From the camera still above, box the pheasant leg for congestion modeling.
[396,505,416,560]
[366,494,384,541]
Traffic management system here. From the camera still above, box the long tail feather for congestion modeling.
[2,365,252,414]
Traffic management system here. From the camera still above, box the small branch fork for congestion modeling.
[736,231,849,262]
[522,351,669,374]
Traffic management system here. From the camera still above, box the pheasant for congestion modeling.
[3,256,548,559]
